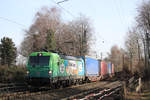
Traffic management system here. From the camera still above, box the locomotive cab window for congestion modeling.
[29,56,50,67]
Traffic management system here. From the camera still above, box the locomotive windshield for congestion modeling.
[29,56,50,67]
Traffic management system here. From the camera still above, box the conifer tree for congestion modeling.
[0,37,17,66]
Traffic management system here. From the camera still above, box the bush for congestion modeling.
[0,66,26,83]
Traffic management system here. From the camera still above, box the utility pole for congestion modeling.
[80,24,87,56]
[145,33,150,72]
[122,54,124,71]
[81,24,83,56]
[100,52,103,60]
[82,29,87,56]
[137,39,141,62]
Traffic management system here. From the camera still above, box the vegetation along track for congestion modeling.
[65,83,122,100]
[0,72,129,100]
[0,83,28,94]
[0,81,103,99]
[0,80,122,100]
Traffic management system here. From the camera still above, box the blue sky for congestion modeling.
[0,0,142,57]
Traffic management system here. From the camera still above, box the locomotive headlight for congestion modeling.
[49,71,52,74]
[26,71,29,74]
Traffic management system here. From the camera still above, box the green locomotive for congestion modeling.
[26,51,85,87]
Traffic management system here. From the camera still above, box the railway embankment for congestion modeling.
[0,66,26,83]
[0,71,132,100]
[124,78,150,100]
[0,80,122,100]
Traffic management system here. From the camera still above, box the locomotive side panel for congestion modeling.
[58,55,85,79]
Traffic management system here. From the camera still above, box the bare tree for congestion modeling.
[20,7,61,56]
[137,1,150,33]
[125,27,144,74]
[136,1,150,77]
[55,15,93,56]
[108,45,123,72]
[20,7,93,57]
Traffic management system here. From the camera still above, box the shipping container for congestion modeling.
[101,61,108,76]
[84,56,100,76]
[108,62,112,74]
[112,64,114,74]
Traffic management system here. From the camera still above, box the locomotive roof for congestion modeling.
[29,52,83,61]
[29,52,51,56]
[60,55,83,61]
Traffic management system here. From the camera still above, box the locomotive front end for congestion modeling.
[26,52,52,86]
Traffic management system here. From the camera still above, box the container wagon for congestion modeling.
[112,64,115,76]
[107,62,112,76]
[100,61,108,79]
[83,56,100,82]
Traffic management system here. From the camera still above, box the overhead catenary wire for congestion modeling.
[0,0,74,28]
[57,0,69,4]
[118,0,129,27]
[50,0,76,18]
[0,0,76,39]
[0,16,39,40]
[0,16,26,28]
[112,0,128,31]
[0,16,37,36]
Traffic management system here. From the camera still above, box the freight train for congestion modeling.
[26,51,115,87]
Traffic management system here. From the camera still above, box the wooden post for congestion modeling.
[123,81,127,99]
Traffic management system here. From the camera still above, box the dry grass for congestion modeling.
[0,66,26,83]
[126,91,150,100]
[126,81,150,100]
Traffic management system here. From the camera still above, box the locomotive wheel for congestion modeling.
[62,81,67,88]
[56,81,61,88]
[66,80,70,87]
[51,83,57,89]
[50,83,55,89]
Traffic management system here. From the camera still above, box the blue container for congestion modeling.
[107,62,112,74]
[84,56,100,76]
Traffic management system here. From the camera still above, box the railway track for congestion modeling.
[0,81,98,98]
[63,81,122,100]
[0,81,122,100]
[0,83,28,94]
[0,82,57,94]
[0,72,130,100]
[68,85,122,100]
